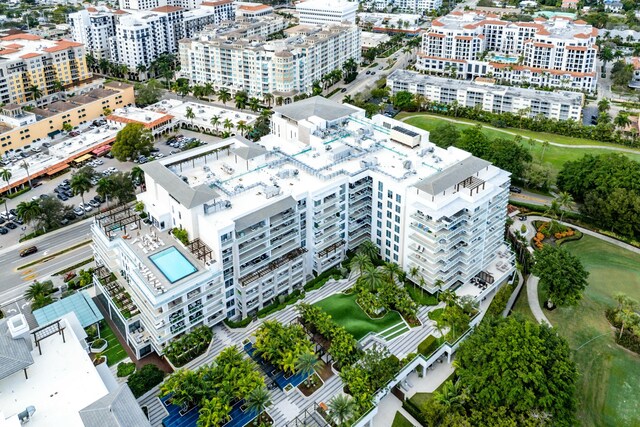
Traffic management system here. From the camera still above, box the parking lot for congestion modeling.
[0,129,220,247]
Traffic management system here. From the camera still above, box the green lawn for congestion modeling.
[314,293,404,340]
[543,236,640,427]
[510,287,537,324]
[391,412,414,427]
[100,322,128,367]
[398,113,640,174]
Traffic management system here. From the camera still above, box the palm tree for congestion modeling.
[70,172,92,215]
[361,265,385,292]
[16,200,41,232]
[1,168,12,194]
[540,140,549,161]
[263,93,273,107]
[381,262,403,285]
[615,309,640,339]
[248,97,260,112]
[350,252,372,274]
[52,80,64,93]
[545,199,561,220]
[197,397,231,427]
[236,120,248,136]
[235,92,248,110]
[434,379,463,409]
[556,192,574,221]
[358,240,379,261]
[20,160,32,189]
[185,106,195,127]
[96,178,115,205]
[131,166,145,191]
[275,96,284,106]
[295,352,319,386]
[136,63,147,79]
[223,118,233,133]
[203,83,214,99]
[245,386,271,419]
[343,95,354,104]
[328,394,355,426]
[25,281,52,303]
[217,88,231,105]
[614,112,631,130]
[29,85,43,102]
[210,115,221,133]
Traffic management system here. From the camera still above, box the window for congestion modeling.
[387,211,392,219]
[387,201,392,209]
[396,194,401,203]
[395,205,401,213]
[376,229,382,237]
[394,225,400,233]
[386,230,391,238]
[394,235,400,243]
[387,190,393,199]
[377,211,382,219]
[394,244,399,252]
[378,182,383,191]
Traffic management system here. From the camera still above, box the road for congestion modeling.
[0,219,94,305]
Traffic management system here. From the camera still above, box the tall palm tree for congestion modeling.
[614,112,631,130]
[615,309,640,339]
[295,352,319,386]
[245,386,271,419]
[540,140,550,161]
[197,397,231,427]
[70,172,92,215]
[185,106,195,126]
[24,281,52,303]
[52,80,64,93]
[556,192,574,221]
[29,85,43,102]
[350,252,372,274]
[0,168,12,194]
[248,97,260,112]
[96,178,115,205]
[381,262,403,285]
[275,96,284,106]
[358,240,379,261]
[434,379,463,409]
[203,83,214,99]
[130,166,145,191]
[16,200,42,232]
[328,394,355,426]
[263,93,273,107]
[223,118,233,133]
[236,120,248,136]
[20,160,32,189]
[210,115,221,133]
[361,265,385,292]
[217,88,231,105]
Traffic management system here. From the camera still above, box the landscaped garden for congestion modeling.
[163,325,213,367]
[540,235,640,427]
[86,321,127,367]
[531,220,581,250]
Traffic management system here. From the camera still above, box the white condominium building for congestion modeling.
[91,96,514,357]
[418,11,598,92]
[393,0,442,13]
[296,0,358,25]
[69,2,235,68]
[388,70,584,121]
[179,23,361,100]
[118,0,219,10]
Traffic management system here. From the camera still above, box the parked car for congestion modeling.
[88,199,101,208]
[93,195,105,203]
[19,246,37,257]
[341,88,347,93]
[5,222,17,230]
[73,207,84,216]
[0,227,8,235]
[57,193,69,201]
[0,217,5,224]
[93,159,104,165]
[14,217,24,225]
[509,186,522,194]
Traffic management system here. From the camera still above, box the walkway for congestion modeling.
[526,275,549,325]
[399,114,640,155]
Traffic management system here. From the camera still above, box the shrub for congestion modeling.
[117,362,136,377]
[485,283,515,318]
[304,268,341,292]
[405,282,439,306]
[128,364,165,398]
[257,290,303,318]
[164,326,213,367]
[172,228,189,245]
[428,308,444,322]
[417,335,438,357]
[224,317,252,328]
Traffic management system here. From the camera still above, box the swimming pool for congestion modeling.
[492,55,518,63]
[149,247,197,283]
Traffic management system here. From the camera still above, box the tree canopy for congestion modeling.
[112,123,154,161]
[533,245,589,307]
[453,317,578,427]
[135,79,163,107]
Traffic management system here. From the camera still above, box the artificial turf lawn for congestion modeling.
[391,412,414,427]
[100,323,128,366]
[542,236,640,427]
[313,293,403,340]
[398,113,640,175]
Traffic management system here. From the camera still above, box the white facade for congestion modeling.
[296,0,358,25]
[69,3,234,69]
[388,70,584,121]
[394,0,442,13]
[90,97,514,345]
[417,11,598,92]
[179,23,361,99]
[117,0,214,10]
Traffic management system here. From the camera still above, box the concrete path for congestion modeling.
[399,114,640,155]
[502,270,524,318]
[526,275,550,325]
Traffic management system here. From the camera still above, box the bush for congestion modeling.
[6,187,31,199]
[417,335,438,357]
[117,362,136,377]
[172,228,189,245]
[164,326,213,367]
[224,317,252,328]
[257,290,303,318]
[304,268,341,292]
[127,364,165,398]
[405,282,439,306]
[485,283,515,318]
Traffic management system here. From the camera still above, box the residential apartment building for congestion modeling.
[91,96,514,357]
[296,0,358,25]
[388,70,584,121]
[393,0,442,13]
[68,3,235,69]
[0,81,134,156]
[417,11,598,92]
[117,0,220,10]
[179,23,361,100]
[628,57,640,89]
[0,34,91,106]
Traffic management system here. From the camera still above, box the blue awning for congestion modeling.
[33,291,103,329]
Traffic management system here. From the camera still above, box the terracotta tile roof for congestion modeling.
[151,5,183,12]
[431,19,444,27]
[532,42,554,48]
[455,35,474,41]
[107,113,174,129]
[4,43,23,49]
[566,45,588,51]
[43,40,84,52]
[418,54,466,63]
[239,4,271,11]
[428,33,446,38]
[489,62,596,77]
[113,9,128,14]
[20,52,42,59]
[201,0,233,5]
[1,34,41,41]
[86,7,98,12]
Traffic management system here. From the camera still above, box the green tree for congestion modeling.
[556,191,574,221]
[235,91,248,110]
[350,252,372,274]
[112,123,154,161]
[358,240,379,260]
[108,172,137,205]
[456,317,578,426]
[360,265,385,292]
[70,173,91,215]
[328,394,356,426]
[127,364,165,398]
[597,98,610,113]
[533,245,589,307]
[391,91,415,110]
[29,85,43,102]
[430,123,460,148]
[248,97,261,112]
[295,352,319,386]
[217,88,231,105]
[615,309,640,339]
[136,79,163,107]
[24,281,52,303]
[0,168,12,194]
[210,115,221,133]
[130,166,145,191]
[36,197,67,231]
[62,122,73,132]
[96,178,115,205]
[245,386,271,418]
[16,200,42,232]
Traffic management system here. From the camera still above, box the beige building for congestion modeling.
[0,34,92,106]
[0,81,134,156]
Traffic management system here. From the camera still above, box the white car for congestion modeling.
[94,159,104,165]
[108,167,118,174]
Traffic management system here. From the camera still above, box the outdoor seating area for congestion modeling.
[99,272,139,318]
[495,250,512,272]
[470,271,494,291]
[133,231,166,255]
[244,342,310,390]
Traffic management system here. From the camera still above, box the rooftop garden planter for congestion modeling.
[90,338,108,353]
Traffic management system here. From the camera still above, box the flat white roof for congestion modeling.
[0,318,108,427]
[147,99,258,127]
